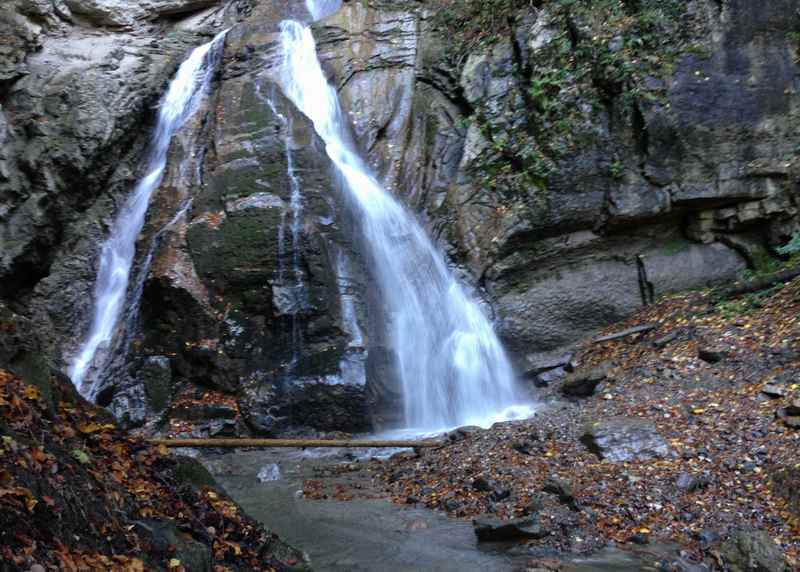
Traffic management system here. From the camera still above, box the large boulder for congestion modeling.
[716,529,789,572]
[581,418,671,463]
[561,364,612,398]
[472,515,549,542]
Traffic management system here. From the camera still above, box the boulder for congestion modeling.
[472,515,549,542]
[173,456,218,490]
[542,476,576,507]
[717,529,789,572]
[472,476,494,493]
[135,521,212,571]
[561,364,612,397]
[139,356,172,412]
[581,418,671,462]
[761,384,786,398]
[446,425,484,442]
[676,472,710,493]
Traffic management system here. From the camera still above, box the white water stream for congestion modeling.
[305,0,342,21]
[69,31,227,396]
[278,21,533,431]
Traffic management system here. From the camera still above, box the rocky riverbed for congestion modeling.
[196,276,800,571]
[367,277,800,570]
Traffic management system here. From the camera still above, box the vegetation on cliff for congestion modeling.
[434,0,699,197]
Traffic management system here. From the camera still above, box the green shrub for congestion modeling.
[777,232,800,257]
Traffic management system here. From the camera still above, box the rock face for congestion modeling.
[0,0,245,363]
[92,1,373,433]
[1,0,800,433]
[314,0,800,371]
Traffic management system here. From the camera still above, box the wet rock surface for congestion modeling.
[716,529,790,572]
[472,515,549,542]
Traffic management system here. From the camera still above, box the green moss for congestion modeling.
[293,344,346,378]
[716,284,785,319]
[748,248,783,277]
[173,457,219,490]
[789,31,800,63]
[187,211,281,292]
[660,239,691,256]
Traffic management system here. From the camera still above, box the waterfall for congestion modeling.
[277,21,533,431]
[305,0,342,21]
[69,31,227,397]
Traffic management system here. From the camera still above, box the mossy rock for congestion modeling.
[187,210,282,292]
[173,456,219,490]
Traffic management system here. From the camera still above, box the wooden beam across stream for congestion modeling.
[150,438,440,449]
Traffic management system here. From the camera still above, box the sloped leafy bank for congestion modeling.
[0,369,308,571]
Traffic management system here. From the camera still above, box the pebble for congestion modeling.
[761,384,786,398]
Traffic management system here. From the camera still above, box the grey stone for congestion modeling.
[542,476,575,506]
[140,356,172,413]
[676,472,709,492]
[135,521,212,572]
[446,425,483,442]
[472,515,549,542]
[581,418,671,462]
[472,476,494,493]
[717,529,789,572]
[561,364,612,398]
[784,416,800,430]
[761,384,786,398]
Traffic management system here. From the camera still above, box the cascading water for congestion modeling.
[257,89,308,371]
[305,0,342,21]
[277,21,534,432]
[69,31,227,397]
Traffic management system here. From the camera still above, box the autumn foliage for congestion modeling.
[0,371,304,571]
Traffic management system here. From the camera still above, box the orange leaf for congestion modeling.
[78,423,102,434]
[22,386,42,401]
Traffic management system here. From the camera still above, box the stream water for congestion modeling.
[203,450,701,572]
[69,31,227,397]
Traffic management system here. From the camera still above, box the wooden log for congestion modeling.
[592,323,657,344]
[150,438,440,449]
[715,265,800,300]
